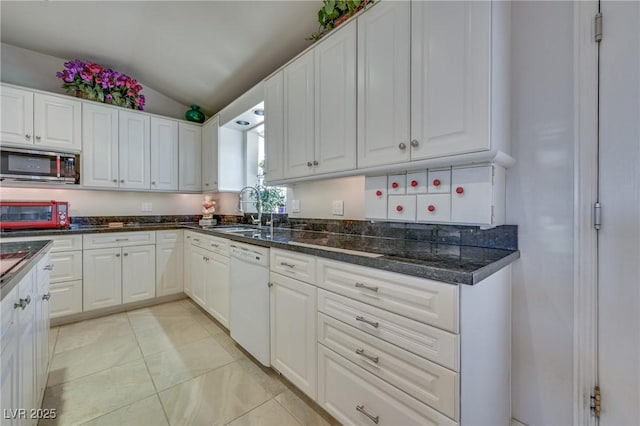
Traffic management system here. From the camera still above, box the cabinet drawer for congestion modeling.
[271,249,316,284]
[317,344,457,426]
[318,290,458,371]
[417,194,452,223]
[428,169,452,194]
[0,235,82,252]
[387,195,416,222]
[49,280,83,319]
[156,230,183,244]
[317,259,459,332]
[50,250,82,283]
[406,171,427,194]
[364,175,388,220]
[318,312,458,419]
[83,231,155,249]
[387,173,406,195]
[204,236,228,257]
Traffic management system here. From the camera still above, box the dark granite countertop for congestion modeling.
[1,224,519,286]
[1,240,53,301]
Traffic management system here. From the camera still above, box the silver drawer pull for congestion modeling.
[355,348,379,363]
[193,238,201,242]
[355,315,379,328]
[356,405,379,424]
[355,282,378,292]
[43,264,54,271]
[115,238,129,242]
[14,296,30,310]
[280,262,295,268]
[42,293,51,301]
[210,243,219,248]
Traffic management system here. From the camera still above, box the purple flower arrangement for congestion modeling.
[56,60,145,110]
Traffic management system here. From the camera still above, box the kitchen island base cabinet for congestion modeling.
[269,272,317,400]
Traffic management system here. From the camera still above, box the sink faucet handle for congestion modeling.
[250,215,260,225]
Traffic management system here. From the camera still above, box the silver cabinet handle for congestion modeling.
[210,243,219,248]
[411,139,419,147]
[268,282,273,288]
[42,293,51,301]
[313,160,318,166]
[123,253,128,256]
[35,135,41,140]
[113,179,118,183]
[355,315,379,328]
[115,238,129,242]
[25,134,31,140]
[307,161,313,167]
[152,181,156,185]
[355,282,378,292]
[355,348,379,363]
[43,264,54,271]
[280,262,295,268]
[205,183,209,186]
[115,253,121,257]
[14,296,30,310]
[398,142,406,150]
[120,179,125,183]
[356,405,379,424]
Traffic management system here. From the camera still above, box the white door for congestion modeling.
[314,20,357,175]
[411,1,491,160]
[598,2,640,424]
[122,244,155,304]
[150,117,179,191]
[201,116,219,191]
[270,272,317,400]
[33,94,82,151]
[264,71,285,183]
[190,246,206,307]
[83,248,122,311]
[206,254,229,328]
[178,122,202,191]
[284,50,315,178]
[357,0,411,168]
[82,103,119,188]
[0,85,33,145]
[119,111,150,189]
[156,242,183,297]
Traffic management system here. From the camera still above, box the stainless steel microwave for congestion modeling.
[0,147,80,184]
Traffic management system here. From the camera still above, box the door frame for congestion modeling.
[573,1,599,425]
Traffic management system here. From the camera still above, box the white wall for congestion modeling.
[286,176,365,220]
[0,43,189,119]
[0,187,203,217]
[508,2,575,425]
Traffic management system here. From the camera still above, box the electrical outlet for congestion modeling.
[332,200,344,216]
[141,202,152,212]
[292,200,301,213]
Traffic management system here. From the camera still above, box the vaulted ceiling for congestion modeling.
[0,1,322,115]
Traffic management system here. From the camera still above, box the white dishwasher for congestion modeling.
[229,242,271,366]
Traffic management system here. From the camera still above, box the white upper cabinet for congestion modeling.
[1,86,33,145]
[1,86,81,151]
[178,122,202,192]
[284,49,315,179]
[33,93,82,151]
[119,110,150,189]
[264,71,285,183]
[201,116,219,191]
[411,1,492,160]
[151,117,179,191]
[314,20,357,175]
[357,1,411,169]
[82,103,119,188]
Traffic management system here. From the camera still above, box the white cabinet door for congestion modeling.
[206,254,229,328]
[0,85,33,145]
[314,20,357,175]
[451,165,493,224]
[183,234,193,297]
[156,242,183,297]
[178,122,202,191]
[218,126,244,191]
[201,116,219,191]
[264,71,285,183]
[357,0,411,168]
[284,50,315,178]
[119,111,150,189]
[411,1,491,160]
[0,329,19,426]
[83,247,122,311]
[270,272,317,400]
[364,176,388,220]
[49,250,82,283]
[17,271,36,422]
[82,103,119,188]
[33,93,82,152]
[35,256,51,398]
[150,117,179,191]
[122,245,155,304]
[49,280,83,319]
[190,246,206,307]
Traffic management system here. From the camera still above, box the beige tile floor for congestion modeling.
[41,299,339,426]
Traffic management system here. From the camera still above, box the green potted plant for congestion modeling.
[308,0,374,41]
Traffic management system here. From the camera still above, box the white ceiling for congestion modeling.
[0,1,322,115]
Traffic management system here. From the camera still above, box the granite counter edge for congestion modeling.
[1,240,54,302]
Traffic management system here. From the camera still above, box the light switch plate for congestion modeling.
[332,200,344,216]
[292,200,301,213]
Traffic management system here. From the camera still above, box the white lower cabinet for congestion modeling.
[49,281,83,318]
[34,255,51,400]
[269,272,317,400]
[205,253,229,328]
[121,244,155,304]
[156,232,184,297]
[83,247,122,311]
[189,246,207,307]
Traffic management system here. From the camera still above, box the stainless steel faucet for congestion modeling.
[237,186,263,228]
